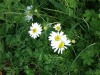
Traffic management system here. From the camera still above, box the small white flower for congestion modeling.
[25,15,33,21]
[53,23,61,31]
[51,40,70,54]
[49,31,67,43]
[25,5,33,21]
[49,31,71,54]
[28,22,42,39]
[26,5,33,11]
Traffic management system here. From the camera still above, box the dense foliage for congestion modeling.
[0,0,100,75]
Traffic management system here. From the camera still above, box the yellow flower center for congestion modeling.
[59,42,65,48]
[33,28,37,33]
[55,35,61,41]
[56,26,61,31]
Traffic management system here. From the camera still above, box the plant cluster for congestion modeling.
[0,0,100,75]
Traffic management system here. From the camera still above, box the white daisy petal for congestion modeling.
[61,49,63,54]
[54,48,58,52]
[58,49,61,54]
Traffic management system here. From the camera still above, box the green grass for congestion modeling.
[0,0,100,75]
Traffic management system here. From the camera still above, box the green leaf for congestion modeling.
[95,69,100,75]
[24,66,35,75]
[26,48,33,57]
[83,10,92,21]
[0,42,3,64]
[80,46,96,65]
[49,0,66,12]
[83,58,94,65]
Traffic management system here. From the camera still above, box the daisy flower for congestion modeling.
[53,23,61,31]
[51,40,71,54]
[26,5,33,11]
[49,31,67,43]
[25,5,33,21]
[49,31,71,54]
[28,22,42,39]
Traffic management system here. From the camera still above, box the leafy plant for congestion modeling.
[0,0,100,75]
